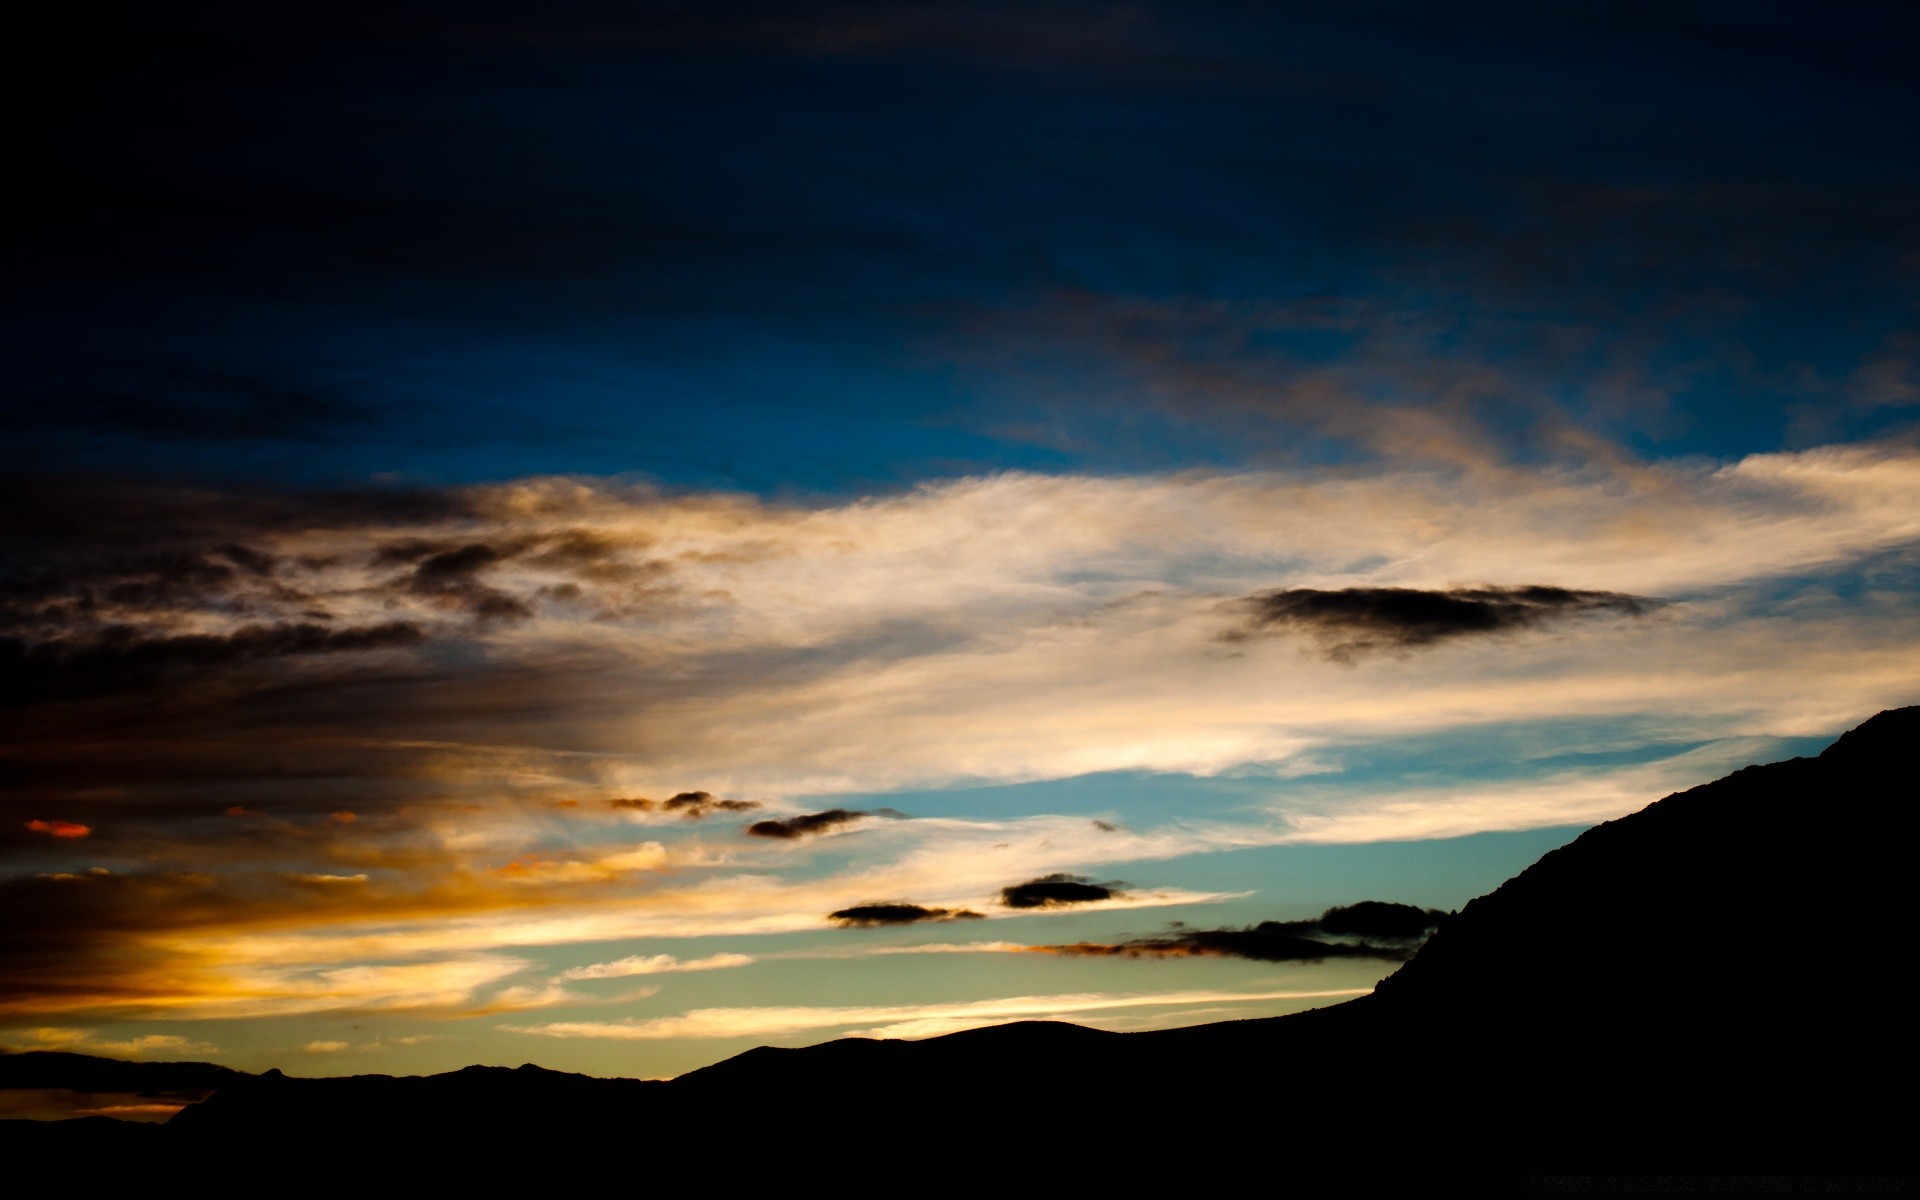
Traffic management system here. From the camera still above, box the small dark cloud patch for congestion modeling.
[1091,819,1120,833]
[828,903,985,926]
[746,809,869,839]
[1310,900,1450,941]
[663,791,759,817]
[999,873,1124,909]
[1035,902,1449,963]
[1231,585,1655,661]
[606,791,758,818]
[395,542,533,623]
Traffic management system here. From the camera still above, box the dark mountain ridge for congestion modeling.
[0,1050,244,1093]
[6,708,1914,1185]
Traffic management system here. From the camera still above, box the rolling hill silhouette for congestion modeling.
[5,708,1913,1185]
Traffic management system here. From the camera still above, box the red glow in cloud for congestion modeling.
[328,811,358,825]
[26,820,92,839]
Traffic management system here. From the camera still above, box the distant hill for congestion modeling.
[5,708,1914,1185]
[0,1050,247,1094]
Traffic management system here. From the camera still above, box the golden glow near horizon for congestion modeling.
[7,443,1920,1078]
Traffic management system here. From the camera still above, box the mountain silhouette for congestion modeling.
[4,708,1913,1186]
[0,1050,245,1094]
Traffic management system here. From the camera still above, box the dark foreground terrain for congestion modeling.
[5,709,1915,1188]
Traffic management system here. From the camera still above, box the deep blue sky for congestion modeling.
[11,1,1918,494]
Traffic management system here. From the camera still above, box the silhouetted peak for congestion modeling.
[1818,705,1920,762]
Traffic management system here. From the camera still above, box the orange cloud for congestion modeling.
[26,820,92,839]
[328,811,358,825]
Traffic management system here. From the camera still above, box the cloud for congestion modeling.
[26,819,92,839]
[827,903,985,926]
[92,955,541,1020]
[395,541,534,623]
[501,987,1373,1042]
[1308,901,1450,941]
[299,1034,435,1054]
[1033,902,1448,963]
[999,874,1123,909]
[746,809,870,840]
[0,620,427,706]
[4,447,1920,1023]
[75,1101,190,1118]
[663,791,759,817]
[0,1027,219,1059]
[477,981,660,1015]
[609,792,760,819]
[492,843,669,885]
[557,953,755,981]
[1232,585,1654,660]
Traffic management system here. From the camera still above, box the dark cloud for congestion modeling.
[395,542,533,623]
[608,791,760,818]
[746,809,869,840]
[367,532,663,622]
[1034,902,1449,963]
[999,874,1123,909]
[1309,900,1451,941]
[827,903,985,926]
[1232,585,1654,660]
[0,621,426,707]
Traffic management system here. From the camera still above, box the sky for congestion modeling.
[4,1,1919,1090]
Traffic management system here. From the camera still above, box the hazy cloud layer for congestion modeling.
[4,443,1920,1022]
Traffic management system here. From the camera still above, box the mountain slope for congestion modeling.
[5,709,1913,1183]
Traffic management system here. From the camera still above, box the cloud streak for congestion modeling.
[557,953,755,981]
[1032,902,1449,963]
[747,810,872,840]
[501,987,1373,1042]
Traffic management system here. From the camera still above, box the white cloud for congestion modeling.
[558,952,755,981]
[145,441,1920,799]
[0,1027,219,1058]
[501,987,1372,1041]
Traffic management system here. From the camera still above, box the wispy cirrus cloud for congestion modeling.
[558,953,755,981]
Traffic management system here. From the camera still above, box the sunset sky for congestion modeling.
[5,2,1918,1083]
